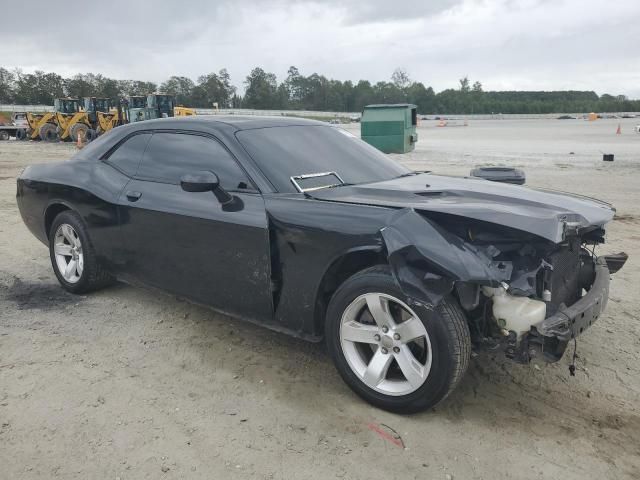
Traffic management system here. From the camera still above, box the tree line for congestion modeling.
[1,66,638,114]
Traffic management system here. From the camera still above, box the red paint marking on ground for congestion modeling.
[366,422,404,448]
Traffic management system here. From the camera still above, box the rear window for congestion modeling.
[72,127,118,162]
[104,133,152,176]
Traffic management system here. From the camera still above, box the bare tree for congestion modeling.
[391,68,411,90]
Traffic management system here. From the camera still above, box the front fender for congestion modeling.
[381,208,512,307]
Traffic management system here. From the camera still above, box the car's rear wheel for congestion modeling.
[326,265,471,413]
[49,210,113,294]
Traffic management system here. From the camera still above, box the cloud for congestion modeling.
[2,0,639,97]
[325,0,461,24]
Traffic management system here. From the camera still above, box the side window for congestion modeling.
[137,132,252,190]
[105,133,151,176]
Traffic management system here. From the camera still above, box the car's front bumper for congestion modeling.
[538,257,610,342]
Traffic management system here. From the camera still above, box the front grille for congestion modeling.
[545,241,581,313]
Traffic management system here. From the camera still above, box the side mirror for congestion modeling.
[180,171,219,192]
[180,170,234,205]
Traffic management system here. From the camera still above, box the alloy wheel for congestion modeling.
[53,223,84,283]
[339,293,432,396]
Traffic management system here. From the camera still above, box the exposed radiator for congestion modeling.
[545,241,582,313]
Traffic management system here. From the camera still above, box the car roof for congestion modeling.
[129,115,326,132]
[72,115,330,165]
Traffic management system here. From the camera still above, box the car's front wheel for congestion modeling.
[49,210,113,294]
[326,265,471,413]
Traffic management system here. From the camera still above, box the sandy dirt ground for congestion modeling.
[1,118,639,479]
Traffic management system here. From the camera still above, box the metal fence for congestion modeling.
[147,109,640,120]
[0,104,55,112]
[2,104,638,120]
[196,108,360,117]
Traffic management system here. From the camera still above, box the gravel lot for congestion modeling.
[1,118,639,479]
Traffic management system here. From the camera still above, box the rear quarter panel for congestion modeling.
[17,159,129,267]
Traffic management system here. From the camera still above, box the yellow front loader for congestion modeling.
[25,111,57,141]
[54,98,95,142]
[25,97,118,142]
[84,97,120,136]
[56,97,121,141]
[96,108,121,134]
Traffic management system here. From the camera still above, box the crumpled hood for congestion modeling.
[310,173,615,243]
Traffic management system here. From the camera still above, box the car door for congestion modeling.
[117,131,273,323]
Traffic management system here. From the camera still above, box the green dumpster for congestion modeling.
[360,104,418,153]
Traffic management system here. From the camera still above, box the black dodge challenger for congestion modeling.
[16,116,626,412]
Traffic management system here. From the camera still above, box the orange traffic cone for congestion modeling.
[76,130,84,149]
[616,123,621,135]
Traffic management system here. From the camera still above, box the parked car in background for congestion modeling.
[16,116,626,412]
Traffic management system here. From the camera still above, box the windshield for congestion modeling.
[95,99,110,111]
[129,96,146,108]
[149,95,174,110]
[56,99,79,114]
[236,125,409,193]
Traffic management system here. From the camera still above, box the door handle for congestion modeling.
[126,191,142,202]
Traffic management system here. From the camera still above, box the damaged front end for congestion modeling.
[380,208,627,365]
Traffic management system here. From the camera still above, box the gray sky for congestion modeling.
[4,0,640,97]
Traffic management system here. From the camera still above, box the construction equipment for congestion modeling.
[96,108,121,134]
[53,98,93,142]
[25,111,58,141]
[82,97,122,135]
[24,98,84,142]
[146,94,176,119]
[21,94,193,142]
[125,94,178,122]
[84,97,111,122]
[90,96,197,134]
[125,96,148,123]
[175,106,196,116]
[56,97,120,141]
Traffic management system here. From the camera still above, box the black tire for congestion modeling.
[16,128,27,140]
[0,130,9,141]
[49,210,113,294]
[69,122,89,142]
[39,123,58,142]
[85,128,97,141]
[326,265,471,413]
